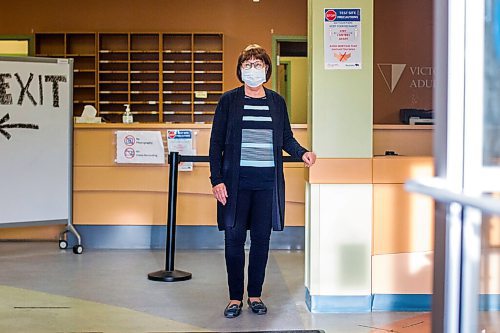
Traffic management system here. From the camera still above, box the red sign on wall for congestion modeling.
[325,9,337,21]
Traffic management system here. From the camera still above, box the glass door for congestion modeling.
[406,0,500,332]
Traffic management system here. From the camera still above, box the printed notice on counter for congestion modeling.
[324,8,362,70]
[116,131,165,164]
[166,129,196,171]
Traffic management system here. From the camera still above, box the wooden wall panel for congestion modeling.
[284,168,306,203]
[373,156,434,184]
[284,202,305,227]
[0,225,65,240]
[289,125,308,151]
[177,194,217,226]
[373,184,434,255]
[1,0,307,91]
[374,0,433,124]
[480,250,500,294]
[176,165,213,195]
[74,191,304,227]
[485,216,500,247]
[74,192,168,225]
[373,125,433,156]
[75,165,215,195]
[372,252,433,294]
[74,129,118,167]
[306,158,373,184]
[74,166,168,192]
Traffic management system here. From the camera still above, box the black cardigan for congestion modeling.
[209,86,307,231]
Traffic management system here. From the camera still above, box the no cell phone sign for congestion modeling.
[325,9,336,21]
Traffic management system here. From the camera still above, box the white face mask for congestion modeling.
[241,67,266,88]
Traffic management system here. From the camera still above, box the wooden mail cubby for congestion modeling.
[98,33,130,122]
[162,33,223,123]
[35,32,224,123]
[35,33,97,117]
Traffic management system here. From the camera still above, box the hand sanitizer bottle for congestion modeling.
[123,104,133,124]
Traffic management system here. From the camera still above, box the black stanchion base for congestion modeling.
[148,269,192,282]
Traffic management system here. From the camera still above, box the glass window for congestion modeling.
[484,0,500,166]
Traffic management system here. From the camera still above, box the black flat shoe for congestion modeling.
[247,298,267,315]
[224,301,243,318]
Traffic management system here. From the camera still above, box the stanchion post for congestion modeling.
[148,151,192,282]
[166,151,179,272]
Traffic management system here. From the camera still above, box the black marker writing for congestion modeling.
[15,73,37,106]
[38,74,43,106]
[0,113,39,140]
[0,73,13,105]
[45,75,66,108]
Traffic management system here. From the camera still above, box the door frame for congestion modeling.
[271,35,307,91]
[276,60,292,118]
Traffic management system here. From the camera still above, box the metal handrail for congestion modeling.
[405,177,500,216]
[407,177,500,333]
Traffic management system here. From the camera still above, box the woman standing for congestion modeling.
[209,44,316,318]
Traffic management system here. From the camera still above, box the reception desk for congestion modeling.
[73,123,308,228]
[371,156,435,300]
[1,123,436,244]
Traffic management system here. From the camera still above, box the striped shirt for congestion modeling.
[239,96,275,190]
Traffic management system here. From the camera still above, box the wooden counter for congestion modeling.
[73,123,308,227]
[372,156,435,255]
[2,123,440,247]
[373,124,433,156]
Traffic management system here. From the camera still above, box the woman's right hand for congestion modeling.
[212,183,228,206]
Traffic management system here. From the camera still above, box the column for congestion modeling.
[305,0,374,312]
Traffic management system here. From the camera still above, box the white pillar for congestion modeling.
[306,0,374,312]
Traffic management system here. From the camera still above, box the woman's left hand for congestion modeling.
[302,152,317,167]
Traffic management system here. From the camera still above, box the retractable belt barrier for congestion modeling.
[147,152,303,282]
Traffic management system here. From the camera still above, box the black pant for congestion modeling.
[224,189,273,301]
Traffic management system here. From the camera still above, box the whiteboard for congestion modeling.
[0,56,73,225]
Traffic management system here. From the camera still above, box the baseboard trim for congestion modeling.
[305,288,430,312]
[479,294,500,311]
[306,291,500,312]
[372,294,432,311]
[69,225,305,250]
[305,288,372,313]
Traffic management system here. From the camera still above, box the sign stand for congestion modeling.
[0,56,81,254]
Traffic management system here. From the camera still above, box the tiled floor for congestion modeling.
[0,242,493,333]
